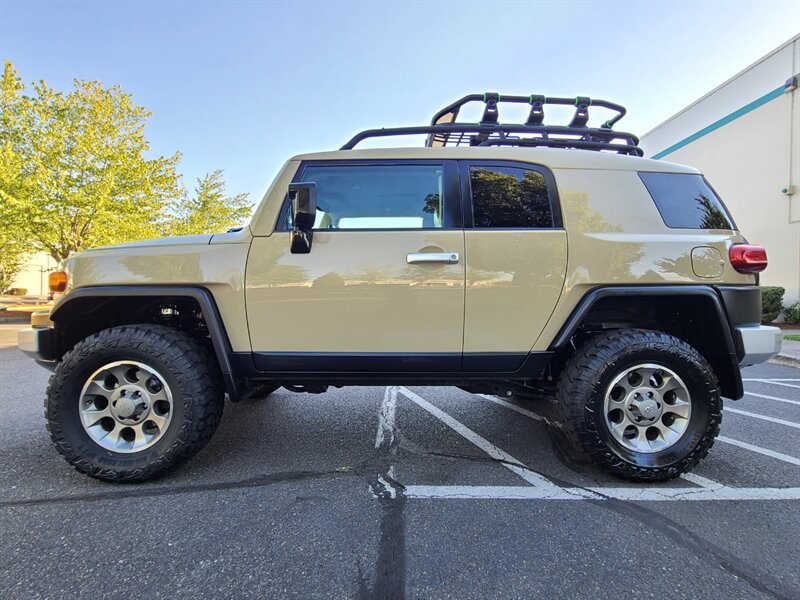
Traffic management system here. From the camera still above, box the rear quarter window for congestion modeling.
[638,172,735,230]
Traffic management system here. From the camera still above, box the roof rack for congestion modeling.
[341,93,644,157]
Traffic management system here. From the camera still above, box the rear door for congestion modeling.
[245,160,466,373]
[460,160,567,371]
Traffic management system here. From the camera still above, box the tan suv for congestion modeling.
[18,93,782,483]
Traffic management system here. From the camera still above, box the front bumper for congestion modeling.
[735,325,782,366]
[18,326,58,363]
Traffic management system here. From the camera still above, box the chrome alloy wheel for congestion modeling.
[79,361,173,453]
[603,363,692,453]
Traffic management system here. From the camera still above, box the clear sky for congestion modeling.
[1,1,799,204]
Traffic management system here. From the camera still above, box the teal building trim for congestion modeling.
[651,85,786,159]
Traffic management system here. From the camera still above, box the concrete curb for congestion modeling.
[768,354,800,369]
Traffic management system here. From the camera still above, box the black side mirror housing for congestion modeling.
[289,182,316,254]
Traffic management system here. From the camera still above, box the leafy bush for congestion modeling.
[784,301,800,325]
[4,287,28,297]
[761,286,784,323]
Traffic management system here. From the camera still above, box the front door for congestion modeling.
[245,160,465,373]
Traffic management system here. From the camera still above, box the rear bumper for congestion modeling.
[735,325,782,366]
[18,326,58,366]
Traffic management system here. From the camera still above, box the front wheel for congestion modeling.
[45,325,224,482]
[556,329,722,482]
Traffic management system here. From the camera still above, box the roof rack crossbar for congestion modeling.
[477,138,643,156]
[341,123,642,156]
[428,93,627,127]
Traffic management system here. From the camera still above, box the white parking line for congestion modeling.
[724,407,800,429]
[404,484,800,501]
[398,388,800,502]
[375,386,398,450]
[475,391,800,467]
[717,436,800,466]
[476,394,564,429]
[399,387,574,495]
[744,391,800,406]
[680,472,724,490]
[747,379,800,390]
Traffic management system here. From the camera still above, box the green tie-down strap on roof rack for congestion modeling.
[341,93,643,156]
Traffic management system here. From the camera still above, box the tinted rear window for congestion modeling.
[469,166,553,228]
[639,172,734,230]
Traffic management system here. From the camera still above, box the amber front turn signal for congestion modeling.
[48,270,68,293]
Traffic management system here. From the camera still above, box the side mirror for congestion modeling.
[289,182,316,254]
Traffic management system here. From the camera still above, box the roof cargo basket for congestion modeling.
[341,93,643,156]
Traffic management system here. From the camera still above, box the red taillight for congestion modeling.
[729,244,768,274]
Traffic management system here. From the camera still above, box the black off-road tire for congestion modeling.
[45,325,224,482]
[556,329,722,482]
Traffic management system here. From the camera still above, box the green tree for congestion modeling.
[0,156,29,290]
[169,170,252,236]
[0,61,183,263]
[0,62,31,288]
[0,239,26,292]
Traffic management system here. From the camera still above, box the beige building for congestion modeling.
[640,35,800,306]
[7,252,56,298]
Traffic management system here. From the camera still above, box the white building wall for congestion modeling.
[641,35,800,307]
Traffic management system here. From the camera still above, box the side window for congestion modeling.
[469,166,553,228]
[284,164,446,230]
[638,172,734,230]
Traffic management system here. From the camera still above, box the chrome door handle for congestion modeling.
[406,252,460,265]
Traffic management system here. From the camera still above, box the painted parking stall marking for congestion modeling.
[717,436,800,466]
[744,379,800,390]
[724,407,800,429]
[744,391,800,406]
[374,382,800,502]
[399,387,571,494]
[742,378,800,381]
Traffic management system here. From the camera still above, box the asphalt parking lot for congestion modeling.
[1,322,798,599]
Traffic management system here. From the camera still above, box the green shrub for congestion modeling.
[761,286,785,323]
[4,287,28,297]
[784,301,800,325]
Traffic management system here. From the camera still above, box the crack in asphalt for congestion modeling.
[593,496,796,600]
[361,386,406,600]
[0,469,344,509]
[544,436,796,599]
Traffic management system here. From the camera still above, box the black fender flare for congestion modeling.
[51,285,240,399]
[549,285,743,399]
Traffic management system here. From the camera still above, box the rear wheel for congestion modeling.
[46,325,224,482]
[556,329,721,481]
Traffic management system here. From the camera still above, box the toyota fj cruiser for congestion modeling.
[18,93,782,483]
